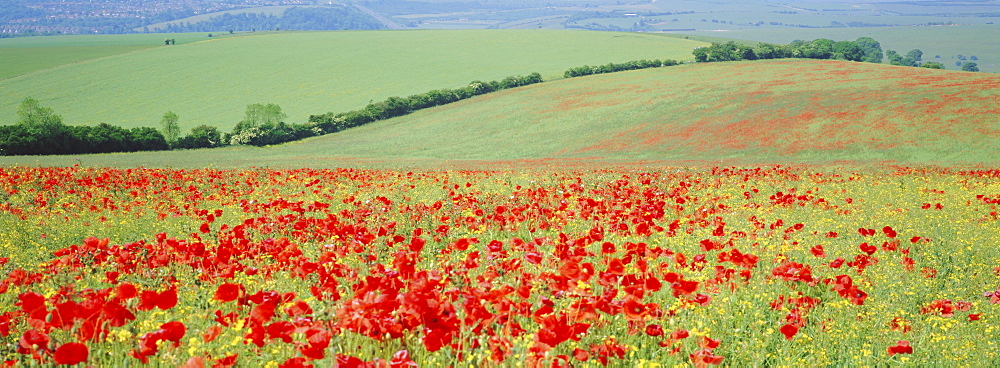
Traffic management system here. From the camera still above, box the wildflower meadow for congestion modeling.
[1,165,998,366]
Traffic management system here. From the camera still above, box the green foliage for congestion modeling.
[886,50,918,67]
[693,38,879,63]
[693,41,756,62]
[920,62,945,69]
[961,62,979,72]
[563,59,679,78]
[832,41,863,61]
[16,97,64,132]
[307,72,545,140]
[234,103,286,134]
[0,121,167,156]
[0,31,704,130]
[176,125,223,149]
[159,111,180,146]
[906,49,923,61]
[854,37,883,63]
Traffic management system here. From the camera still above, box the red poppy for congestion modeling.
[859,243,877,255]
[159,321,187,342]
[645,324,664,337]
[203,325,222,343]
[969,314,982,321]
[54,342,89,365]
[887,340,913,356]
[214,283,243,302]
[389,350,418,368]
[573,348,589,361]
[157,287,178,310]
[278,358,310,368]
[779,324,798,340]
[689,349,724,367]
[810,245,826,257]
[882,226,897,238]
[116,283,138,300]
[451,238,477,251]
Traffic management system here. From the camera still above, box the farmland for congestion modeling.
[1,165,998,366]
[0,33,213,80]
[2,58,997,168]
[1,25,999,367]
[0,30,705,131]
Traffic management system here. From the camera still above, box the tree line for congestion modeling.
[564,59,680,78]
[692,37,886,63]
[1,72,544,155]
[0,98,168,156]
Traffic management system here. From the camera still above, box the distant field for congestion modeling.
[676,24,1000,73]
[0,30,705,130]
[0,33,214,79]
[4,59,997,168]
[141,6,303,31]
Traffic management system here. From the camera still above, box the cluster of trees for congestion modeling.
[564,59,680,78]
[695,38,982,72]
[3,72,545,155]
[693,37,885,63]
[0,98,168,155]
[160,7,385,33]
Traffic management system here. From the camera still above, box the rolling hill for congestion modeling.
[0,30,705,131]
[3,59,997,168]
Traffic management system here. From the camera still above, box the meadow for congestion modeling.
[3,59,997,169]
[0,30,705,131]
[1,165,998,366]
[1,27,998,367]
[0,33,212,80]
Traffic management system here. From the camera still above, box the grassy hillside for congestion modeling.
[0,30,705,130]
[0,33,214,80]
[4,59,997,168]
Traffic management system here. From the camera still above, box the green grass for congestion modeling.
[677,24,1000,73]
[0,30,705,130]
[0,33,215,79]
[4,59,997,168]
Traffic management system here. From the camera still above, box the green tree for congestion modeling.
[854,37,883,63]
[885,50,902,64]
[234,103,287,134]
[906,49,923,61]
[176,125,223,149]
[159,111,180,147]
[16,97,64,133]
[832,41,864,61]
[961,62,980,72]
[920,62,945,69]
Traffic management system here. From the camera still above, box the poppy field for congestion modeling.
[1,165,999,366]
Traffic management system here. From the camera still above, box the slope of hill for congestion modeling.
[0,33,212,80]
[0,30,704,131]
[3,59,997,168]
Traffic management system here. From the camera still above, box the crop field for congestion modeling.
[0,33,213,80]
[1,165,998,366]
[3,59,997,169]
[0,30,706,131]
[678,24,1000,73]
